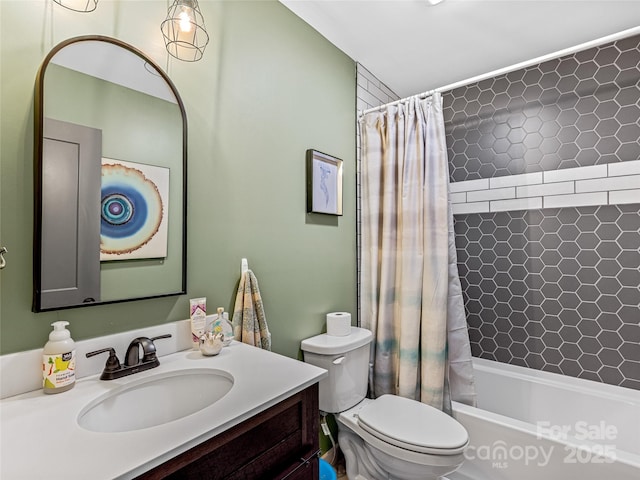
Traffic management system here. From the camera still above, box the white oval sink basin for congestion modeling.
[77,369,234,433]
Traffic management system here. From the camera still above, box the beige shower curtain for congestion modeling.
[360,93,475,412]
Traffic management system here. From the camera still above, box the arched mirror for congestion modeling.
[33,36,187,312]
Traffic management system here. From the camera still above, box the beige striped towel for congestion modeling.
[232,269,271,350]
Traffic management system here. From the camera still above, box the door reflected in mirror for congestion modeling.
[34,36,187,312]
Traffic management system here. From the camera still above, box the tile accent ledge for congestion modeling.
[451,160,640,214]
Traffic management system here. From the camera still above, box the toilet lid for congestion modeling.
[357,395,468,454]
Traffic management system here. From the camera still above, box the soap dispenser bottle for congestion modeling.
[42,321,76,394]
[212,307,234,346]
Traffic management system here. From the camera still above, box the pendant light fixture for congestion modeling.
[161,0,210,62]
[52,0,98,12]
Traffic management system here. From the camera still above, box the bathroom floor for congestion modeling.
[323,450,467,480]
[322,447,348,479]
[336,459,348,480]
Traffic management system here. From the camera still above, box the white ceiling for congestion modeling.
[51,40,177,103]
[280,0,640,98]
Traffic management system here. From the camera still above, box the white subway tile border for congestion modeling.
[517,181,574,198]
[491,197,542,212]
[450,192,467,204]
[544,192,608,209]
[468,187,515,202]
[451,162,640,215]
[543,164,607,183]
[609,189,640,205]
[450,178,489,193]
[608,159,640,177]
[452,202,491,214]
[576,175,640,193]
[490,172,543,188]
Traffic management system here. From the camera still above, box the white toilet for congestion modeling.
[301,327,468,480]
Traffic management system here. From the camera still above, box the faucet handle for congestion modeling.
[129,334,172,365]
[145,334,172,362]
[150,334,172,342]
[86,348,122,378]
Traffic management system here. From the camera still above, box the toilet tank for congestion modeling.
[301,327,373,413]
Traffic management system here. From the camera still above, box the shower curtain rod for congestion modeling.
[359,89,438,116]
[358,25,640,118]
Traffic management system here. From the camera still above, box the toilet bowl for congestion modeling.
[301,327,468,480]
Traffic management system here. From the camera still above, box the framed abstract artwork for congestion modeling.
[100,158,169,261]
[306,149,343,216]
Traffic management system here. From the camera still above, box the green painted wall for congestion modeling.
[0,0,356,359]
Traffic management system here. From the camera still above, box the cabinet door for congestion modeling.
[277,455,319,480]
[138,384,319,480]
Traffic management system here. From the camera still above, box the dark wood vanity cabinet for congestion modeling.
[137,383,320,480]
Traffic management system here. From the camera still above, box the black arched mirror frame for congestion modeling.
[33,36,187,312]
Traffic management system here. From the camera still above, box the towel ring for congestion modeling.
[0,247,7,270]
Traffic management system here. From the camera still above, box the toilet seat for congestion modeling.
[357,395,468,455]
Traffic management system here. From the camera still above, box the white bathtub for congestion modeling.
[449,357,640,480]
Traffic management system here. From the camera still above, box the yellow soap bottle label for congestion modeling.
[42,351,76,389]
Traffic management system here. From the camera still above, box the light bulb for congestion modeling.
[161,0,209,61]
[178,8,193,33]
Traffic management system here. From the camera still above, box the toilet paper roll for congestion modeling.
[327,312,352,336]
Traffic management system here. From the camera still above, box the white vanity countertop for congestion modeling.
[0,341,326,480]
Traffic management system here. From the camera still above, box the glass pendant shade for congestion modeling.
[161,0,210,62]
[52,0,98,12]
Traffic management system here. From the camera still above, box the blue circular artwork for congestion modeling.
[100,163,163,256]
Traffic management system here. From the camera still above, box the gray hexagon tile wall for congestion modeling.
[443,34,640,389]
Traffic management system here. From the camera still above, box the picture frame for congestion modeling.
[306,149,343,216]
[100,158,169,261]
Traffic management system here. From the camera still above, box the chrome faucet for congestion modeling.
[87,334,172,380]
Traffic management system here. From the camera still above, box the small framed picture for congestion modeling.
[306,149,343,216]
